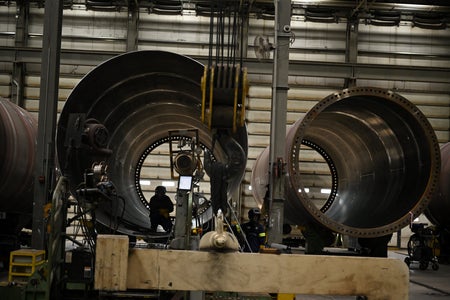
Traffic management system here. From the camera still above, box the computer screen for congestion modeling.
[178,175,193,191]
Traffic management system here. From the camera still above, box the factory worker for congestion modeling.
[149,186,174,233]
[238,207,266,252]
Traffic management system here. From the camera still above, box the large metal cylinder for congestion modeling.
[252,87,440,238]
[426,142,450,230]
[0,98,37,214]
[56,51,247,235]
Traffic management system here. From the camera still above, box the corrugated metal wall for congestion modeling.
[0,2,449,226]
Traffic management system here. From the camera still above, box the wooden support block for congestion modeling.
[125,249,409,300]
[94,235,129,291]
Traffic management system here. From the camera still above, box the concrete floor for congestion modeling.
[295,250,450,300]
[397,251,450,300]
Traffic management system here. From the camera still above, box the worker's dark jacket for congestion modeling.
[239,221,266,253]
[149,194,174,231]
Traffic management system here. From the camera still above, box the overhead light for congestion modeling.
[162,181,176,187]
[305,8,338,23]
[367,10,401,27]
[321,188,331,194]
[413,13,446,30]
[152,0,183,15]
[85,0,118,11]
[139,180,151,186]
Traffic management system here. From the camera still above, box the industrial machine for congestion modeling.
[0,49,443,300]
[404,222,440,270]
[55,50,248,238]
[55,51,444,254]
[0,0,449,297]
[53,49,441,296]
[251,86,441,252]
[0,50,250,299]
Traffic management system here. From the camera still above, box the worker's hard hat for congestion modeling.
[155,185,167,195]
[248,207,261,219]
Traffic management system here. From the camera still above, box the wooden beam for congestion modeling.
[94,235,129,291]
[95,235,409,300]
[95,236,409,299]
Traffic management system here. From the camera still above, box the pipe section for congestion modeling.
[252,87,440,237]
[426,142,450,230]
[0,98,37,214]
[56,51,247,234]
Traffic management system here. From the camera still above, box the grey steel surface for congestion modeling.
[252,87,441,238]
[56,50,247,235]
[0,98,37,213]
[426,142,450,231]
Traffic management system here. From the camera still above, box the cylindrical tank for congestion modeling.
[252,87,440,238]
[56,51,247,235]
[0,98,37,214]
[426,142,450,230]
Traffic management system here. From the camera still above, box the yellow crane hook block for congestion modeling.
[201,63,248,132]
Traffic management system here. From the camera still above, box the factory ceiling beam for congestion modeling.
[245,59,450,84]
[0,47,119,66]
[0,47,449,85]
[5,0,450,15]
[289,0,450,14]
